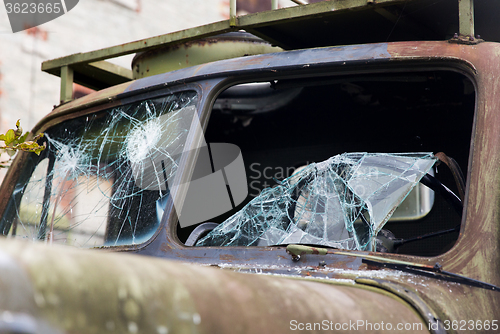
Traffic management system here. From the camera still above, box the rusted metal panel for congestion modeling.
[124,42,392,93]
[139,41,500,330]
[40,0,500,99]
[40,0,407,71]
[378,42,500,289]
[132,33,282,79]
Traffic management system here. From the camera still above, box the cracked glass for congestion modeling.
[2,91,198,247]
[196,152,437,251]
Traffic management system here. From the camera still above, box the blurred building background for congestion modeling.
[0,0,307,180]
[0,0,231,133]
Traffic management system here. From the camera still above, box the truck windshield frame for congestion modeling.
[184,65,475,257]
[0,52,477,260]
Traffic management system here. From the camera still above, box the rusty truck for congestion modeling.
[0,0,498,333]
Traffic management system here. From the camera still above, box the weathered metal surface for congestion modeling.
[230,0,236,26]
[0,244,58,333]
[41,20,234,78]
[138,41,500,329]
[36,42,394,119]
[355,278,446,334]
[236,0,405,29]
[3,39,500,333]
[42,0,500,102]
[132,33,282,79]
[124,42,392,93]
[46,61,133,95]
[40,0,430,95]
[41,0,408,70]
[41,0,500,100]
[71,60,133,90]
[59,66,73,104]
[0,239,430,334]
[459,0,474,37]
[382,42,500,288]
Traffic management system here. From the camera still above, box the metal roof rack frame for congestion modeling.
[42,0,475,104]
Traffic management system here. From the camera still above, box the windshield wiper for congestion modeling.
[286,244,434,266]
[285,244,500,292]
[362,258,499,292]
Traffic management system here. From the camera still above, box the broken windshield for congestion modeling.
[1,91,198,247]
[196,152,436,251]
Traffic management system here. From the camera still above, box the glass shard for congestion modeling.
[4,91,198,248]
[196,152,436,251]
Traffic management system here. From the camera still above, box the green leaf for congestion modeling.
[18,131,29,143]
[0,121,46,167]
[14,124,23,137]
[11,131,30,146]
[1,129,16,146]
[14,141,45,155]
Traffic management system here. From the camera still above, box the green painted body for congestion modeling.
[132,33,282,79]
[0,240,432,334]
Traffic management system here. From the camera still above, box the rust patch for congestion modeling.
[219,254,236,261]
[160,242,173,252]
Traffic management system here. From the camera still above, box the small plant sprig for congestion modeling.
[0,120,45,168]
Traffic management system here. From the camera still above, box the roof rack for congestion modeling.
[42,0,476,104]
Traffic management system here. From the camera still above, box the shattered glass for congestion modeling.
[196,153,437,251]
[3,91,198,247]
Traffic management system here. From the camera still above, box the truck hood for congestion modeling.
[0,239,430,334]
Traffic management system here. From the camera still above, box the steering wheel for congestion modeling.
[185,222,218,246]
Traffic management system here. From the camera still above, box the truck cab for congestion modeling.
[0,0,498,333]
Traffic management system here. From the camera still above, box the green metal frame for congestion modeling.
[43,0,475,103]
[458,0,474,37]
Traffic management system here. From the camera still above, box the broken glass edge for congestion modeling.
[4,92,199,249]
[196,152,437,251]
